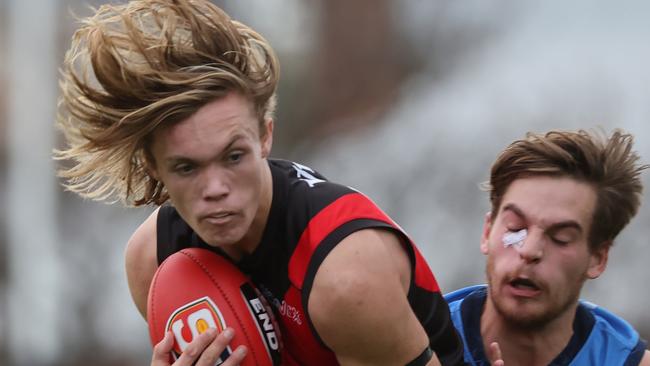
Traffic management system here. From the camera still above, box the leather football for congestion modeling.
[147,248,281,365]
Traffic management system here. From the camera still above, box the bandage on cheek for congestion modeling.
[503,229,527,248]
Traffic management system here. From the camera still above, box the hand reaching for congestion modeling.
[151,328,247,366]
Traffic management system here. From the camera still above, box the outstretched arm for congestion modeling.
[308,228,441,366]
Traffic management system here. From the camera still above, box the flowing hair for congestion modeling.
[55,0,279,205]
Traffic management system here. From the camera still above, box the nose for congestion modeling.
[200,165,230,200]
[516,230,544,263]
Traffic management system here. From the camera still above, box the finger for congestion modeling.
[220,345,248,366]
[489,341,502,360]
[196,328,236,366]
[151,331,174,366]
[174,328,218,365]
[488,342,504,366]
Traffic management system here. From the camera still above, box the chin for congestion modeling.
[499,307,554,329]
[495,297,574,330]
[198,228,245,248]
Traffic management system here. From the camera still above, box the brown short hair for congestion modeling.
[55,0,279,206]
[487,129,647,250]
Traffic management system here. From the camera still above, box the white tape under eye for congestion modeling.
[503,229,527,248]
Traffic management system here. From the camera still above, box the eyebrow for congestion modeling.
[164,135,245,164]
[501,203,583,233]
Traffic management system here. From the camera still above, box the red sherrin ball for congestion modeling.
[147,248,281,365]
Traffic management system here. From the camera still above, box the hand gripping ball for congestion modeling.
[147,248,282,365]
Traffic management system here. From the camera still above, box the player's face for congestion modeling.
[481,176,608,328]
[150,92,273,257]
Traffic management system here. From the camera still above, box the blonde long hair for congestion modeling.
[56,0,279,205]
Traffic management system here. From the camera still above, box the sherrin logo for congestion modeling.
[165,296,231,363]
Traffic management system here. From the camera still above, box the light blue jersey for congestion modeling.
[445,285,646,365]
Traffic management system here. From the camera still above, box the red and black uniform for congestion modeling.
[157,159,464,365]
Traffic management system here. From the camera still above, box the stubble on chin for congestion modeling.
[487,282,579,331]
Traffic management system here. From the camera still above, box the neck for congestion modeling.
[481,294,577,366]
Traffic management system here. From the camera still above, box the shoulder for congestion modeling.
[444,285,487,331]
[279,159,395,238]
[576,300,648,365]
[443,285,488,363]
[582,300,641,347]
[278,160,394,246]
[124,208,160,319]
[275,159,356,205]
[308,228,429,364]
[125,207,159,269]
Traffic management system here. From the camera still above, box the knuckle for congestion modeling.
[210,329,233,347]
[215,333,231,347]
[152,342,167,354]
[195,331,234,366]
[183,346,199,358]
[182,330,215,360]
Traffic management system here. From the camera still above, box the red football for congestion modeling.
[147,248,281,365]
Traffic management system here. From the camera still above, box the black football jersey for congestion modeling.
[157,159,464,365]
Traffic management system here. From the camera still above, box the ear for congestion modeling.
[586,241,610,279]
[260,118,273,158]
[480,212,493,255]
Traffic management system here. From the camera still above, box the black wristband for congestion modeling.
[405,346,433,366]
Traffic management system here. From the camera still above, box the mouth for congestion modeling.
[507,277,542,297]
[201,211,236,225]
[510,278,540,290]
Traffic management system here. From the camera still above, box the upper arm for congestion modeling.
[124,207,160,320]
[307,228,433,366]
